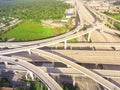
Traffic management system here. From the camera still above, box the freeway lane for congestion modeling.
[51,42,120,48]
[10,50,120,65]
[75,0,95,25]
[0,0,120,89]
[2,65,120,78]
[31,49,120,90]
[0,56,62,90]
[53,50,120,65]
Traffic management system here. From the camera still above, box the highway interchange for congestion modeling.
[0,0,120,90]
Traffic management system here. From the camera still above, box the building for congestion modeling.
[66,13,73,18]
[0,87,13,90]
[66,8,74,18]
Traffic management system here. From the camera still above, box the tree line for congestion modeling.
[0,0,71,22]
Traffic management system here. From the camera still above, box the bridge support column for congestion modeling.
[100,29,104,34]
[25,73,28,79]
[87,32,92,42]
[28,71,34,80]
[73,75,76,86]
[55,46,58,49]
[25,71,34,80]
[70,46,73,50]
[100,25,104,34]
[38,53,41,56]
[103,17,107,26]
[92,47,96,51]
[64,40,67,50]
[111,20,114,28]
[4,61,8,67]
[67,65,70,68]
[28,49,32,55]
[40,84,43,90]
[95,64,98,68]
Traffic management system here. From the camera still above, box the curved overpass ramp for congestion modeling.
[0,56,62,90]
[31,49,120,90]
[0,25,80,48]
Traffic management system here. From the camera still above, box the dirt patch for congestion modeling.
[42,20,65,28]
[76,77,103,90]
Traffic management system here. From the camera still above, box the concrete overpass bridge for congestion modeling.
[0,0,119,49]
[0,0,120,90]
[86,4,120,29]
[50,42,120,50]
[0,56,62,90]
[10,49,120,66]
[52,50,120,65]
[30,49,120,90]
[0,25,106,55]
[0,0,119,50]
[1,48,120,90]
[2,65,120,78]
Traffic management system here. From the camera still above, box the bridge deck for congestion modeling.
[31,49,120,90]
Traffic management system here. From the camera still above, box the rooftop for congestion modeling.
[0,87,13,90]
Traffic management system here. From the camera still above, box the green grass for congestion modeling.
[1,20,70,41]
[1,21,55,41]
[0,78,9,87]
[109,14,120,29]
[13,86,25,90]
[104,12,120,29]
[110,14,120,20]
[115,23,120,29]
[104,12,120,20]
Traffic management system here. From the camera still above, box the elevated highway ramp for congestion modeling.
[2,65,120,78]
[31,49,120,90]
[53,50,120,65]
[0,56,62,90]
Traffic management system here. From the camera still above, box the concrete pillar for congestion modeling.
[87,32,92,42]
[25,71,34,80]
[70,46,73,50]
[111,20,114,28]
[28,49,31,55]
[55,46,58,49]
[95,64,98,68]
[111,47,116,51]
[28,71,34,80]
[52,59,55,67]
[101,16,104,21]
[25,72,28,79]
[92,47,96,51]
[4,61,8,67]
[38,53,42,56]
[100,24,104,34]
[67,64,70,67]
[100,29,103,34]
[73,75,76,86]
[103,17,108,25]
[40,83,43,90]
[64,40,67,50]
